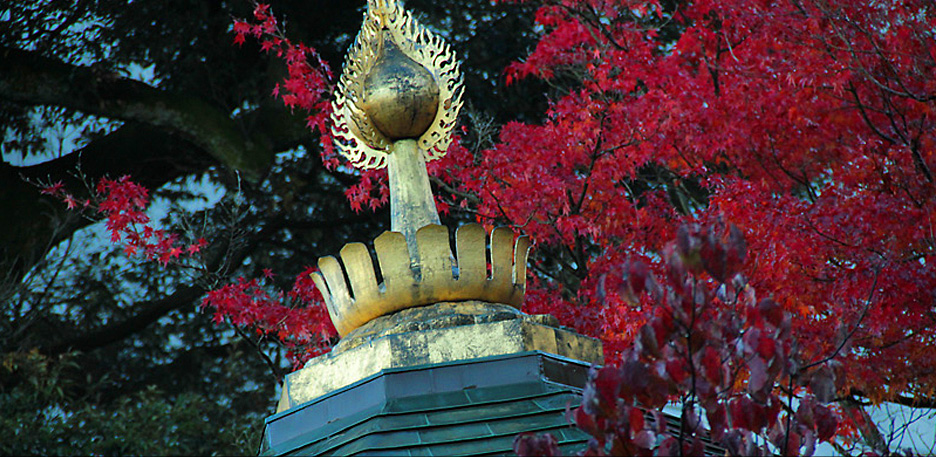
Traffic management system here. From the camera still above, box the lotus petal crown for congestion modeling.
[312,224,531,337]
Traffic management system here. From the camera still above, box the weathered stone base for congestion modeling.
[275,301,603,412]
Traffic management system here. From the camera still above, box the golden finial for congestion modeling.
[331,0,463,168]
[318,0,529,338]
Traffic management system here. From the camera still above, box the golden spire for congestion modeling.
[319,0,529,337]
[331,0,464,249]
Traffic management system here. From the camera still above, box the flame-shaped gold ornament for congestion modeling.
[331,0,464,169]
[316,0,529,339]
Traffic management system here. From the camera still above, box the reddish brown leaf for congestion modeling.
[624,406,642,432]
[813,404,839,442]
[513,432,561,457]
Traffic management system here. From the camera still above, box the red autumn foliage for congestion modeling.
[42,176,206,265]
[200,268,335,365]
[515,222,843,456]
[451,0,935,409]
[41,175,335,366]
[232,3,338,169]
[233,4,332,128]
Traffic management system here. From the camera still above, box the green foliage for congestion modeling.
[1,350,261,456]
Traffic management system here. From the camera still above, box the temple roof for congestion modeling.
[260,352,592,456]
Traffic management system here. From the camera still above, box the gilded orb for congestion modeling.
[362,36,440,140]
[331,0,463,169]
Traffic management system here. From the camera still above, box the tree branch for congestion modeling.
[0,46,274,178]
[40,284,205,356]
[0,123,205,284]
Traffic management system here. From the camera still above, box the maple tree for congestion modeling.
[493,0,935,452]
[232,0,936,452]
